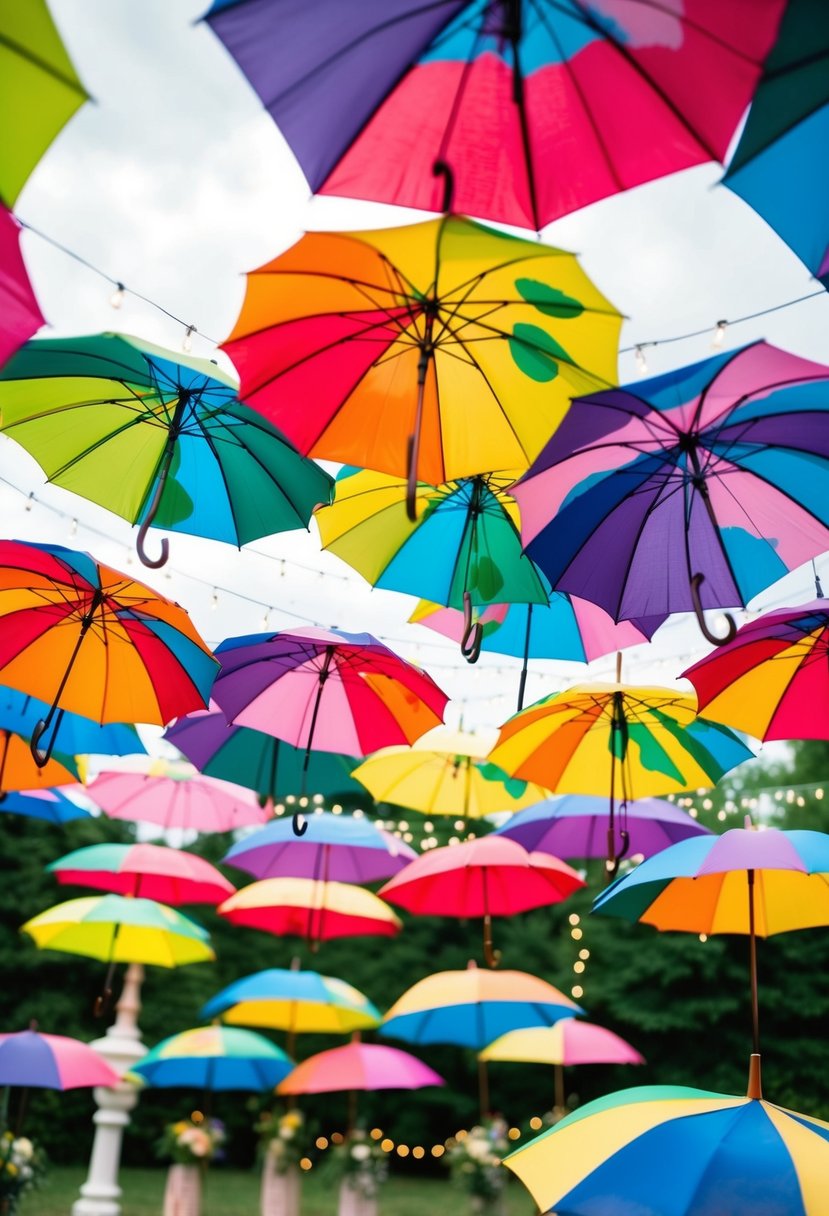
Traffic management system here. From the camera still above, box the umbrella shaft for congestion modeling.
[747,869,760,1056]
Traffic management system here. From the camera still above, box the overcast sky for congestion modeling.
[5,0,829,745]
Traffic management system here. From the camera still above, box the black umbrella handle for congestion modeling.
[432,160,455,214]
[690,574,737,646]
[461,592,483,663]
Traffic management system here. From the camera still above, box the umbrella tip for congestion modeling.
[744,814,755,831]
[747,1053,763,1100]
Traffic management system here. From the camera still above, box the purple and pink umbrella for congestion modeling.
[0,1028,119,1090]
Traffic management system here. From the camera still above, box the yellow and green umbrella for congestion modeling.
[201,967,381,1036]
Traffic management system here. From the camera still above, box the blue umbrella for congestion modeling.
[201,967,381,1033]
[0,687,143,758]
[132,1026,293,1092]
[0,788,90,824]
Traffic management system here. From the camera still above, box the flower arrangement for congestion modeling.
[255,1107,310,1174]
[326,1128,388,1200]
[157,1116,225,1166]
[447,1118,510,1202]
[0,1131,46,1214]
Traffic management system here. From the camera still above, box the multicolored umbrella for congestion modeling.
[211,627,448,833]
[379,835,584,966]
[0,787,89,824]
[223,811,415,883]
[0,686,143,758]
[277,1040,443,1096]
[201,968,381,1035]
[0,205,44,366]
[217,877,402,944]
[351,727,550,822]
[0,728,77,794]
[682,599,829,741]
[495,794,712,862]
[86,768,268,834]
[0,1028,119,1090]
[164,708,361,800]
[505,1084,829,1216]
[513,343,829,644]
[48,842,235,905]
[221,215,620,515]
[204,0,781,231]
[0,540,217,764]
[132,1026,293,1092]
[488,680,752,873]
[0,333,332,568]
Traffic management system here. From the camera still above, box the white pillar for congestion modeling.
[72,964,148,1216]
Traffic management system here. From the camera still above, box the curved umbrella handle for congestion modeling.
[432,160,455,214]
[690,573,737,646]
[292,812,309,838]
[30,719,54,768]
[460,591,483,663]
[136,516,169,569]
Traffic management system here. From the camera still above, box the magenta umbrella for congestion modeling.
[0,207,44,366]
[87,769,269,834]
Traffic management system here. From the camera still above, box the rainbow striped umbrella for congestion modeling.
[133,1025,292,1092]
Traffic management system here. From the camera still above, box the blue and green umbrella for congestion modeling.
[132,1025,293,1092]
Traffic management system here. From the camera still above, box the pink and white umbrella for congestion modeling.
[87,769,268,834]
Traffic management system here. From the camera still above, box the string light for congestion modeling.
[182,324,196,354]
[634,345,649,375]
[109,282,125,310]
[711,319,728,349]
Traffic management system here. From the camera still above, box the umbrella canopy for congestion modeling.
[48,843,235,906]
[204,0,781,231]
[682,600,829,741]
[0,686,143,758]
[0,728,77,793]
[21,894,215,968]
[0,333,333,568]
[86,769,268,834]
[0,787,89,824]
[132,1026,292,1092]
[480,1019,644,1067]
[513,343,829,644]
[201,968,381,1034]
[351,727,550,821]
[495,795,712,862]
[0,1029,119,1090]
[504,1084,829,1216]
[221,216,620,512]
[0,0,88,206]
[0,540,217,763]
[0,205,44,366]
[164,709,361,800]
[223,812,416,883]
[218,877,402,943]
[278,1041,443,1096]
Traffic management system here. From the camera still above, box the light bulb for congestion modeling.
[211,591,218,610]
[711,319,728,349]
[109,282,125,310]
[69,518,78,537]
[182,324,196,353]
[634,345,649,375]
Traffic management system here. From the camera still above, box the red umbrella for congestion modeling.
[48,842,236,905]
[0,207,44,367]
[380,835,584,967]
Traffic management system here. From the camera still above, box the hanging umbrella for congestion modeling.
[0,787,89,824]
[278,1040,443,1095]
[204,0,781,231]
[86,769,268,834]
[0,1028,119,1090]
[0,540,217,764]
[132,1026,292,1092]
[0,205,44,366]
[217,877,402,944]
[592,825,829,1077]
[164,708,361,800]
[495,795,712,862]
[513,342,829,644]
[351,727,550,822]
[211,626,448,834]
[48,842,236,905]
[221,215,621,517]
[0,686,143,758]
[223,811,416,883]
[682,598,829,741]
[0,332,333,568]
[0,728,77,794]
[379,836,584,966]
[488,677,752,873]
[504,1083,829,1216]
[201,968,381,1036]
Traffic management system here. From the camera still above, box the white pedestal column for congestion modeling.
[72,964,148,1216]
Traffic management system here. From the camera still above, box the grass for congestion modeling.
[24,1166,536,1215]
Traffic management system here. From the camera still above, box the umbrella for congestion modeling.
[164,708,361,800]
[132,1026,292,1092]
[488,677,752,873]
[0,205,44,366]
[504,1083,829,1216]
[278,1040,443,1094]
[351,727,550,822]
[0,540,217,764]
[682,599,829,741]
[0,787,90,824]
[211,626,448,834]
[495,795,712,862]
[86,768,269,834]
[222,811,416,883]
[204,0,780,231]
[379,836,584,966]
[221,215,620,517]
[48,842,236,905]
[0,727,77,794]
[592,825,829,1071]
[0,686,143,758]
[480,1019,644,1113]
[0,333,333,568]
[0,1028,119,1090]
[0,0,88,207]
[201,967,381,1036]
[316,468,547,658]
[513,342,829,645]
[217,877,402,944]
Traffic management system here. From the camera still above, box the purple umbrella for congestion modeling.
[495,795,712,862]
[513,342,829,646]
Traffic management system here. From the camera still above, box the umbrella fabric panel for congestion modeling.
[0,788,89,823]
[0,687,143,756]
[48,842,236,904]
[223,812,415,882]
[0,1030,119,1090]
[136,1055,289,1091]
[382,998,578,1049]
[0,729,77,791]
[480,1020,644,1066]
[201,968,380,1030]
[0,207,45,365]
[88,771,268,833]
[277,1042,443,1094]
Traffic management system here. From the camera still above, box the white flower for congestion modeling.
[280,1127,295,1140]
[351,1143,371,1161]
[12,1138,33,1161]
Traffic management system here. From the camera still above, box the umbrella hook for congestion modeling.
[136,393,190,568]
[432,160,455,214]
[690,573,737,646]
[460,591,483,663]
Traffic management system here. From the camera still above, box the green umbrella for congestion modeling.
[0,332,333,567]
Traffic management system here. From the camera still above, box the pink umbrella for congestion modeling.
[48,842,235,905]
[0,206,44,367]
[380,835,584,967]
[0,1028,120,1090]
[87,769,269,834]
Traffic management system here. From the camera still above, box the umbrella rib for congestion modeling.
[0,30,88,96]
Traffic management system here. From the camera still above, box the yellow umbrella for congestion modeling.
[218,877,401,945]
